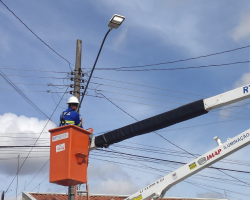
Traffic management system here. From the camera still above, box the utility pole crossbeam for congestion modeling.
[125,129,250,200]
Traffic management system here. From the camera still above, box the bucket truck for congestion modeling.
[87,84,250,200]
[49,84,250,200]
[90,84,250,149]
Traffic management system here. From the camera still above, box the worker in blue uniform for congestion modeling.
[59,96,83,128]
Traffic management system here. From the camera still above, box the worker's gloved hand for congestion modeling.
[103,144,109,148]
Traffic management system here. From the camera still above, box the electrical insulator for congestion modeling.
[81,86,84,89]
[70,77,74,81]
[71,71,74,75]
[70,84,74,88]
[74,69,82,73]
[81,80,85,83]
[47,83,51,86]
[81,73,85,77]
[70,91,73,94]
[47,90,51,93]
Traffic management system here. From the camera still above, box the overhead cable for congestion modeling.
[98,93,250,187]
[90,157,243,200]
[0,67,68,73]
[90,81,206,97]
[0,70,53,122]
[3,74,68,79]
[92,76,206,97]
[105,60,250,72]
[5,87,69,193]
[97,149,250,174]
[0,0,73,71]
[96,44,250,70]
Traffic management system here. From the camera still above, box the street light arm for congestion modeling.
[78,28,112,112]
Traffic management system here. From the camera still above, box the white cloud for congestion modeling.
[234,71,250,88]
[88,162,139,195]
[96,1,209,56]
[219,68,250,118]
[0,113,55,139]
[4,194,22,200]
[92,179,138,195]
[231,13,250,42]
[88,162,129,181]
[197,192,225,199]
[0,113,55,175]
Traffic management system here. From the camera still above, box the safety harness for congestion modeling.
[59,109,73,126]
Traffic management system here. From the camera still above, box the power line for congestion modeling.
[90,81,205,97]
[97,93,250,187]
[4,73,69,79]
[0,81,49,86]
[88,93,250,123]
[89,86,250,118]
[0,156,49,161]
[25,159,50,189]
[2,145,250,175]
[188,180,250,198]
[0,0,73,71]
[112,144,250,167]
[0,88,67,93]
[185,181,241,200]
[92,76,206,97]
[12,160,50,200]
[89,88,192,105]
[1,142,250,168]
[30,175,49,192]
[0,70,54,123]
[91,76,250,116]
[2,144,250,199]
[0,67,68,73]
[0,146,49,148]
[1,139,250,167]
[90,156,244,200]
[104,60,250,72]
[1,85,250,119]
[95,44,250,70]
[97,149,250,174]
[92,151,250,189]
[5,87,69,192]
[92,150,250,187]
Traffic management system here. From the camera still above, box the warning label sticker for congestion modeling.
[56,143,65,152]
[52,132,68,142]
[189,162,197,170]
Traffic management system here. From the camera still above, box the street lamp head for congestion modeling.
[108,14,125,29]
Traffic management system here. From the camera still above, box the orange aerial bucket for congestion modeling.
[49,125,93,186]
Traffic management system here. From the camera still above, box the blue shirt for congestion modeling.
[59,108,83,128]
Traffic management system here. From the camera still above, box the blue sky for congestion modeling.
[1,0,250,199]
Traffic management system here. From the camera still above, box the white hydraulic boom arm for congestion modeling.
[203,84,250,111]
[90,84,250,150]
[125,129,250,200]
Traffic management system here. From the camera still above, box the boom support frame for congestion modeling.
[125,129,250,200]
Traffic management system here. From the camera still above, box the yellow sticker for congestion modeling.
[189,162,197,170]
[132,195,142,200]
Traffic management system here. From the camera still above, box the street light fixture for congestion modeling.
[78,14,125,111]
[108,14,125,29]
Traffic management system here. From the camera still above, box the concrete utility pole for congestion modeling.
[1,191,4,200]
[68,39,82,200]
[16,154,20,200]
[73,39,82,102]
